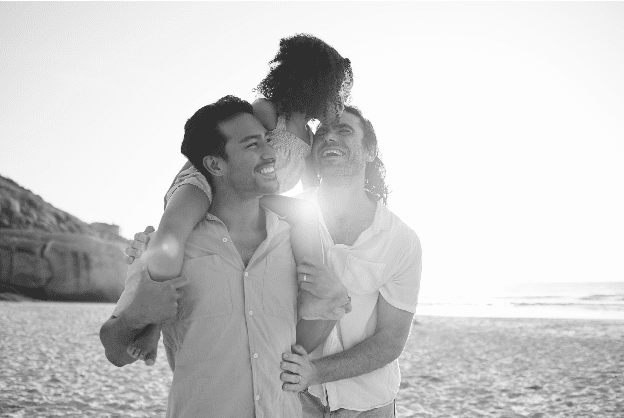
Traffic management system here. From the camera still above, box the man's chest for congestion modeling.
[324,215,373,246]
[179,226,298,322]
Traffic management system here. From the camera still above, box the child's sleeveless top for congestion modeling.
[165,115,312,205]
[269,115,312,194]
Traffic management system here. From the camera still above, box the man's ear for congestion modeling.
[203,155,226,177]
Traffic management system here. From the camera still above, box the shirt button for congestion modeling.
[249,310,253,316]
[244,272,249,277]
[222,238,228,242]
[255,395,260,401]
[253,353,258,359]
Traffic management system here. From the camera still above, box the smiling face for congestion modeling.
[313,110,373,180]
[215,113,278,197]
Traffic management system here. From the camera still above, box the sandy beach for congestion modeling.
[1,302,623,417]
[398,316,624,417]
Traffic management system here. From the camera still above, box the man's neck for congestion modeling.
[209,192,264,234]
[318,176,372,218]
[317,176,377,246]
[209,191,267,266]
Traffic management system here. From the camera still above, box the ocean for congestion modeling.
[416,281,624,320]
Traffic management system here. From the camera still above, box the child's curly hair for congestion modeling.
[255,34,353,121]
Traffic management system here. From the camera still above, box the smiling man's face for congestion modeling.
[218,113,278,197]
[313,110,372,180]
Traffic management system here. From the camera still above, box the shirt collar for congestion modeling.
[307,187,392,244]
[203,207,282,239]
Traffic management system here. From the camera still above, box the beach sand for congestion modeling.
[397,315,624,417]
[1,302,623,417]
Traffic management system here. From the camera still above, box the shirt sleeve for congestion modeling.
[111,258,146,317]
[165,165,213,208]
[378,233,422,314]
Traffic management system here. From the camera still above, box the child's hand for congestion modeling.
[125,226,155,264]
[297,257,348,300]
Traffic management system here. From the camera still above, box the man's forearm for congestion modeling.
[296,319,337,353]
[311,329,405,385]
[99,314,144,367]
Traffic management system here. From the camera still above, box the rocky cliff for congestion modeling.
[0,174,128,302]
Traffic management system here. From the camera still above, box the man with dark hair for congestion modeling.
[180,96,251,188]
[99,96,338,417]
[279,106,422,417]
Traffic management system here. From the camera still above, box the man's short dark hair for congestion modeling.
[181,95,254,190]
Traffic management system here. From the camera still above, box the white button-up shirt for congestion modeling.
[299,188,422,412]
[113,209,301,418]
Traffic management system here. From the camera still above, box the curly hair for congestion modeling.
[180,95,254,191]
[343,106,390,206]
[254,34,353,122]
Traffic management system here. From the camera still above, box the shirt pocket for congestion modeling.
[342,255,387,295]
[263,254,298,320]
[179,254,233,322]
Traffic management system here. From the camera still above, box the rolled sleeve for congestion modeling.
[378,235,422,314]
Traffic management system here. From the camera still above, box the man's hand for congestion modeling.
[280,344,318,392]
[297,257,349,301]
[125,225,155,264]
[120,263,188,329]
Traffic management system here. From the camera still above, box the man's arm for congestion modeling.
[99,262,187,367]
[293,262,351,353]
[281,294,414,390]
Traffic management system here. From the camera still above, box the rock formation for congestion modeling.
[0,174,129,302]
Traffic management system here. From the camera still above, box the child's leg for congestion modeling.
[260,195,349,320]
[290,219,350,319]
[128,184,210,364]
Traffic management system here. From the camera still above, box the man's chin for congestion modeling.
[256,179,279,195]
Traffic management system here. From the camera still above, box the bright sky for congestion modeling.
[1,2,623,297]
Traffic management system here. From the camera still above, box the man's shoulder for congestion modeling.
[377,203,421,249]
[262,206,295,241]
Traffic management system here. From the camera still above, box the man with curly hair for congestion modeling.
[279,106,422,417]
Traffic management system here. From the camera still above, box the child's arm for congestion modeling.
[145,184,210,281]
[252,98,278,131]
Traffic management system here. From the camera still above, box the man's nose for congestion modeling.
[324,131,337,143]
[260,140,277,158]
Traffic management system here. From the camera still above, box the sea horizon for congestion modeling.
[416,281,624,320]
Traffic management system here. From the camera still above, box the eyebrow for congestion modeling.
[239,131,269,143]
[317,123,353,132]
